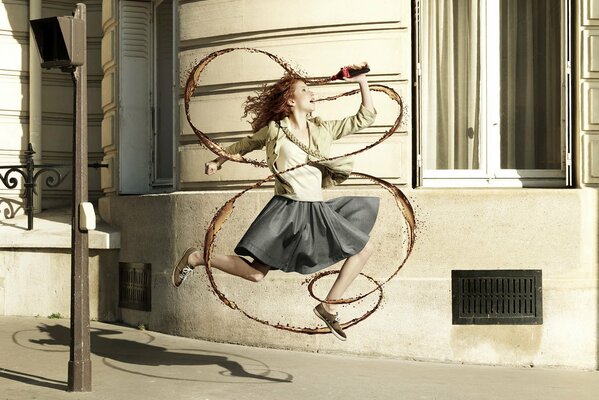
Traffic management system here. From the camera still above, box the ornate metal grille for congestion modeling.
[452,270,542,325]
[0,142,107,229]
[119,262,151,311]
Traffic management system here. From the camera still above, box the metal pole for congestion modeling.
[68,3,91,392]
[24,143,35,230]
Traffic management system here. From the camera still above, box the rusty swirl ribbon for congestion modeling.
[184,47,415,334]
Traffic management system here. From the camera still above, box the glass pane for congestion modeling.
[500,0,561,170]
[421,0,482,170]
[155,0,174,181]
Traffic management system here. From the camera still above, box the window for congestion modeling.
[416,0,572,187]
[118,0,177,194]
[152,0,177,188]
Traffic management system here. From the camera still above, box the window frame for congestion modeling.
[414,0,573,188]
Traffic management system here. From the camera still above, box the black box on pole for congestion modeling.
[30,16,84,69]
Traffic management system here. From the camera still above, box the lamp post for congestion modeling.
[30,3,93,392]
[68,4,91,392]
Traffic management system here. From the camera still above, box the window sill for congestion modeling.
[420,178,568,188]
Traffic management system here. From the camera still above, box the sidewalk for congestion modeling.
[1,316,597,400]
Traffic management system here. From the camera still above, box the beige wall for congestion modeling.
[0,0,103,217]
[91,0,599,369]
[179,0,411,190]
[98,0,410,190]
[579,0,599,185]
[0,0,595,369]
[99,187,598,369]
[0,248,119,320]
[0,0,31,217]
[98,0,599,192]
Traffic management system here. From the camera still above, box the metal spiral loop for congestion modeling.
[33,168,69,188]
[0,168,26,189]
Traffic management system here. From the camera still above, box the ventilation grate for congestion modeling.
[119,262,151,311]
[452,270,542,325]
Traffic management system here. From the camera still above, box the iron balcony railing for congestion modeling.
[0,143,107,230]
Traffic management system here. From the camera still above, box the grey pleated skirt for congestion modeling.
[234,195,380,274]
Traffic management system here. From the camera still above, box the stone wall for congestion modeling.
[100,188,598,369]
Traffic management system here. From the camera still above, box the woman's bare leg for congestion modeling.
[189,251,269,282]
[322,241,374,314]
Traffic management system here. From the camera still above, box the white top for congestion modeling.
[275,136,323,202]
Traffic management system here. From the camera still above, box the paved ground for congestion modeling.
[1,316,598,400]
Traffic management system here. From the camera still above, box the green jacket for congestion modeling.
[223,104,377,195]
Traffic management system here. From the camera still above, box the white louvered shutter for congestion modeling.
[119,1,151,194]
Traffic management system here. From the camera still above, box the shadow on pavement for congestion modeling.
[0,368,66,391]
[25,323,293,384]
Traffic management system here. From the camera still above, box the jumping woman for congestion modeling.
[172,70,378,341]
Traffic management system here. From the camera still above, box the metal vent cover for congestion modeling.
[119,262,151,311]
[452,270,542,325]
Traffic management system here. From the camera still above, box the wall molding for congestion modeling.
[180,23,404,51]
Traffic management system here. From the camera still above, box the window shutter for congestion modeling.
[119,1,151,194]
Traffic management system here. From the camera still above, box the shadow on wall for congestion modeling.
[27,323,293,383]
[94,249,120,322]
[0,198,24,222]
[3,0,28,148]
[0,2,29,218]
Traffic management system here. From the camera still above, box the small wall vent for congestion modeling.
[452,270,542,325]
[119,262,151,311]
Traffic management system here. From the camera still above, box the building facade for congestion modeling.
[1,0,598,369]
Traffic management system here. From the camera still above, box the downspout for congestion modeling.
[29,0,42,212]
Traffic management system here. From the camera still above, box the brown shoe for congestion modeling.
[172,247,198,288]
[313,303,347,341]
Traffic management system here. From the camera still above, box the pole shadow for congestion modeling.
[27,323,293,384]
[0,367,67,391]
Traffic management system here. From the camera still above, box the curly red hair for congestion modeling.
[243,73,306,132]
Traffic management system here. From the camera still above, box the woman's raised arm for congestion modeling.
[343,73,374,113]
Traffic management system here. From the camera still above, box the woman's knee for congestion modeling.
[247,271,266,282]
[248,261,269,282]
